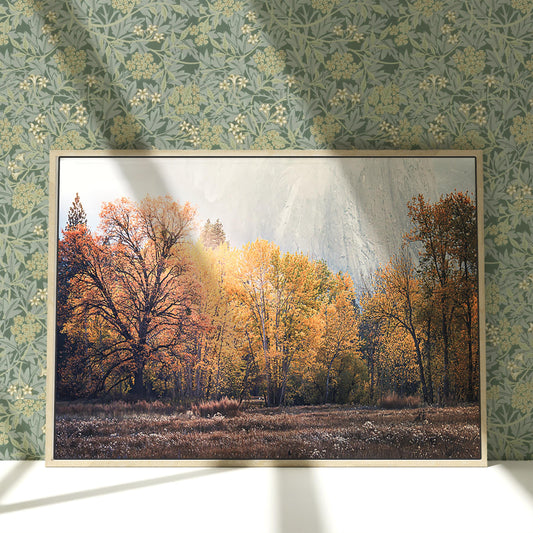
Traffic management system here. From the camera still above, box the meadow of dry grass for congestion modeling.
[54,402,481,461]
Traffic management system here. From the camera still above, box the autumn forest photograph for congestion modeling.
[49,153,484,463]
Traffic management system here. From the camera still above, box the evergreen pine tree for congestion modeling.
[212,218,226,247]
[200,219,213,247]
[66,193,88,229]
[200,218,226,249]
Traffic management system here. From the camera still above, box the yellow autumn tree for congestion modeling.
[226,240,325,406]
[315,274,362,403]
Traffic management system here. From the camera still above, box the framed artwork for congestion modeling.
[46,150,487,466]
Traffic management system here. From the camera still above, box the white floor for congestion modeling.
[0,461,532,532]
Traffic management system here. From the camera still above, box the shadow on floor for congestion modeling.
[276,467,325,533]
[0,461,36,502]
[0,464,232,515]
[496,461,533,503]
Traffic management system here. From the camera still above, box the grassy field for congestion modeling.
[54,402,481,461]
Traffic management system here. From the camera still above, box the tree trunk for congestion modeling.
[441,308,450,403]
[412,332,429,404]
[404,281,429,404]
[131,355,147,399]
[369,344,376,403]
[466,313,474,402]
[324,365,332,404]
[194,342,203,400]
[278,353,293,406]
[324,349,340,404]
[425,317,434,403]
[258,312,272,406]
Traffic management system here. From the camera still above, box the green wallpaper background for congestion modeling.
[0,0,531,460]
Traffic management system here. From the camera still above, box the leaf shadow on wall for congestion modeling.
[43,1,156,152]
[41,0,174,215]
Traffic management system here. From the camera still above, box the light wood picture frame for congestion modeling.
[46,150,487,466]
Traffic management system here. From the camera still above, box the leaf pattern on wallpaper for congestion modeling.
[0,0,531,460]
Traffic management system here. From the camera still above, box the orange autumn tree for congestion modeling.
[360,192,479,405]
[56,194,91,398]
[363,254,431,403]
[59,196,207,399]
[406,191,478,402]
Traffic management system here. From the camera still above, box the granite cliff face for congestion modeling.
[273,158,439,288]
[195,157,440,289]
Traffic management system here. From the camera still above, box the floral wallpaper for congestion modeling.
[0,0,531,460]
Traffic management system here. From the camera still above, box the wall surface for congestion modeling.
[0,0,531,460]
